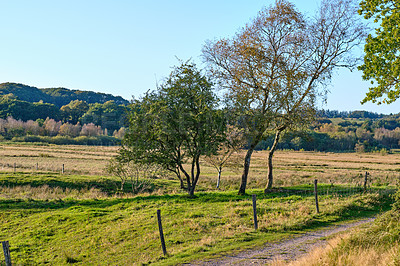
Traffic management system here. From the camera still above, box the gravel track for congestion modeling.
[188,218,375,265]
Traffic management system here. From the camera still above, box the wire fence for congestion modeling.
[264,172,396,198]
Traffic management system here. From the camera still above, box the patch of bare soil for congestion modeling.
[188,218,375,265]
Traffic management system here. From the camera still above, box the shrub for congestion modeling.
[50,136,75,145]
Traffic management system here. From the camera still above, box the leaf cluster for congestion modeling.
[359,0,400,104]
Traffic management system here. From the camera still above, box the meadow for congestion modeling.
[0,142,398,265]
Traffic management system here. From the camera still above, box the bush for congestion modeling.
[392,190,400,211]
[51,136,75,145]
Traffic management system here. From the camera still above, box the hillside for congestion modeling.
[0,82,129,107]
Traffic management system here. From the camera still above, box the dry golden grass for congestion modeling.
[0,143,118,175]
[1,142,399,190]
[271,234,400,266]
[0,185,108,200]
[199,150,400,190]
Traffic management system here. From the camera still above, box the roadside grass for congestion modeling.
[279,203,400,266]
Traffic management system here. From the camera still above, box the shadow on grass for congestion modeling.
[0,173,394,221]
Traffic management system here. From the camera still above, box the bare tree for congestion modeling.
[203,0,366,194]
[204,125,245,189]
[106,158,164,194]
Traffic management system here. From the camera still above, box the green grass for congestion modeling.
[0,173,394,265]
[0,142,398,265]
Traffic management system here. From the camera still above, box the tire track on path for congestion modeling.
[188,217,375,265]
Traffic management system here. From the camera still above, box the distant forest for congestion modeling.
[1,82,400,152]
[0,83,129,132]
[0,82,128,145]
[0,83,128,107]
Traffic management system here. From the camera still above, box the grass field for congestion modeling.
[1,142,400,189]
[0,142,398,265]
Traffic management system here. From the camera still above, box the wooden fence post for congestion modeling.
[252,194,258,230]
[62,164,64,174]
[157,210,167,256]
[36,162,38,171]
[314,179,320,213]
[363,172,369,193]
[2,241,12,266]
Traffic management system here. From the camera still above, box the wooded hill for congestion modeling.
[0,82,129,107]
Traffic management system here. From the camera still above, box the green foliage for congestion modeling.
[121,62,226,196]
[80,101,127,132]
[359,0,400,104]
[392,189,400,211]
[0,83,52,103]
[60,100,89,124]
[0,83,130,131]
[0,82,129,108]
[0,95,60,121]
[40,87,129,107]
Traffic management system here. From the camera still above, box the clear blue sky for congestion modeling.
[1,0,398,114]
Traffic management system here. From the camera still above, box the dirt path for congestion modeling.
[188,218,375,265]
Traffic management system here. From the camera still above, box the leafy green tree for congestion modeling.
[0,95,59,121]
[30,102,60,121]
[120,62,226,196]
[359,0,400,104]
[80,101,127,132]
[60,100,89,124]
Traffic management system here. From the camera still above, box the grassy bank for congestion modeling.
[0,173,393,265]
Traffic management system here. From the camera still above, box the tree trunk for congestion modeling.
[216,166,222,189]
[178,164,192,195]
[185,156,201,197]
[265,129,283,191]
[238,146,255,195]
[177,170,186,189]
[188,185,196,197]
[179,178,185,190]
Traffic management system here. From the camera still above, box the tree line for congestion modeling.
[0,116,125,145]
[0,94,128,133]
[257,116,400,152]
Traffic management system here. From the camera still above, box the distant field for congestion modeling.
[0,142,118,175]
[199,150,400,190]
[0,142,397,265]
[1,142,399,190]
